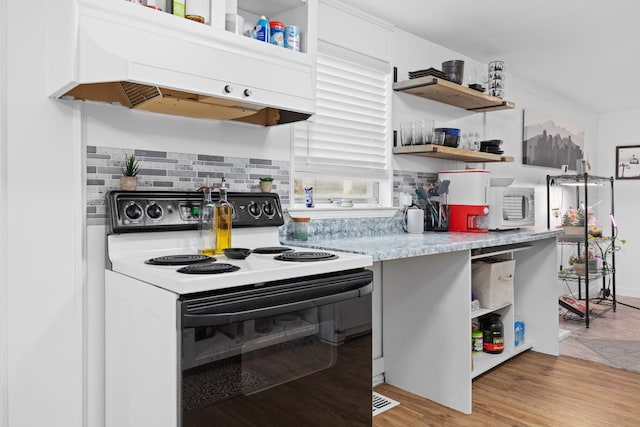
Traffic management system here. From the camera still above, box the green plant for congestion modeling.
[259,176,274,182]
[121,154,140,177]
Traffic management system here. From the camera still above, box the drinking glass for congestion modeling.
[413,120,426,145]
[433,131,445,145]
[400,122,413,146]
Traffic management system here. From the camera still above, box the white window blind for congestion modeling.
[294,42,390,179]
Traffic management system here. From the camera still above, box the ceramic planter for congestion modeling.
[259,181,273,192]
[563,226,584,236]
[573,263,586,276]
[120,176,138,191]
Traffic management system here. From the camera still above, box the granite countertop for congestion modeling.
[281,228,562,262]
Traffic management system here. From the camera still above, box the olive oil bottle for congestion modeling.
[214,179,232,254]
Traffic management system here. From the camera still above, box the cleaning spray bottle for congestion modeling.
[254,15,270,42]
[214,177,232,254]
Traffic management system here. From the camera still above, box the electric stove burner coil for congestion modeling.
[273,251,339,262]
[252,246,294,254]
[177,263,241,275]
[145,254,215,266]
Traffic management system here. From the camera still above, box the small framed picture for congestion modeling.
[616,145,640,179]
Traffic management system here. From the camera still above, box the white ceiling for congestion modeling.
[340,0,640,114]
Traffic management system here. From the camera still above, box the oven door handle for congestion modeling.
[182,282,373,328]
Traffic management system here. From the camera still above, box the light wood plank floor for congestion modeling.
[374,351,640,426]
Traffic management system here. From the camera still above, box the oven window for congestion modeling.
[181,297,372,426]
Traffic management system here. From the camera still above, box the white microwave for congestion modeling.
[487,187,535,230]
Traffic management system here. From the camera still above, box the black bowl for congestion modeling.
[223,248,252,259]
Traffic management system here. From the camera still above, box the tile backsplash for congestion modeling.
[393,170,438,206]
[86,145,438,232]
[86,145,289,223]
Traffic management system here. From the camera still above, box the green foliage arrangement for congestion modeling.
[562,207,585,226]
[121,154,140,177]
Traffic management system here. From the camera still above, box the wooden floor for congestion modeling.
[373,351,640,426]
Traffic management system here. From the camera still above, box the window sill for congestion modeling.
[286,206,399,219]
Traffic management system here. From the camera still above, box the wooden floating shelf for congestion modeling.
[393,76,515,112]
[393,144,514,163]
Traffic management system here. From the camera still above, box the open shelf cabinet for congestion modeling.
[393,76,515,112]
[382,237,559,414]
[393,144,514,163]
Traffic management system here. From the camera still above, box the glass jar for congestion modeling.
[292,217,310,241]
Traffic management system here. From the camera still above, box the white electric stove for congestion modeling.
[104,191,374,427]
[106,191,373,294]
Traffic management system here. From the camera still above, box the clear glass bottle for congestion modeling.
[198,185,215,256]
[214,178,232,254]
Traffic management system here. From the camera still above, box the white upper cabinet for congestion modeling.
[47,0,317,126]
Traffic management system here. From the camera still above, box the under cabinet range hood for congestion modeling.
[63,82,310,126]
[49,0,316,126]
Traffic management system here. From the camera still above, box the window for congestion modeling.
[293,41,391,206]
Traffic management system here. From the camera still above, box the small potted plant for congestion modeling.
[120,153,140,191]
[259,176,274,193]
[569,254,588,275]
[561,207,585,235]
[569,249,599,276]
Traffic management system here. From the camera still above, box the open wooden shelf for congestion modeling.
[393,144,514,163]
[393,76,515,112]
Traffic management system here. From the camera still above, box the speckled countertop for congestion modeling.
[280,228,562,262]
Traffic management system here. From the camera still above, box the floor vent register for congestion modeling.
[372,392,400,416]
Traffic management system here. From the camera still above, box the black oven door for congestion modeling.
[179,269,373,427]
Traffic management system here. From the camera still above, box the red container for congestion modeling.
[447,205,489,233]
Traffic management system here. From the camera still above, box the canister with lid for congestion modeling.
[270,21,285,47]
[472,329,483,354]
[481,313,504,354]
[292,217,310,241]
[284,25,300,51]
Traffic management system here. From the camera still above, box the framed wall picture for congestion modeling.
[616,145,640,179]
[522,109,584,169]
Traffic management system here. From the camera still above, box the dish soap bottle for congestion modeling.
[215,178,232,254]
[198,183,216,256]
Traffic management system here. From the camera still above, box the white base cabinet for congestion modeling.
[381,237,559,414]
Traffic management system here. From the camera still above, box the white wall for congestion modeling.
[1,0,8,424]
[391,30,600,227]
[597,110,639,297]
[82,103,292,165]
[4,1,85,426]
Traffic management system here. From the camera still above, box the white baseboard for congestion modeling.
[373,357,384,387]
[616,287,640,298]
[559,328,571,341]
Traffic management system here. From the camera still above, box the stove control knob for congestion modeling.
[146,202,163,220]
[124,202,143,221]
[263,201,275,217]
[248,201,261,218]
